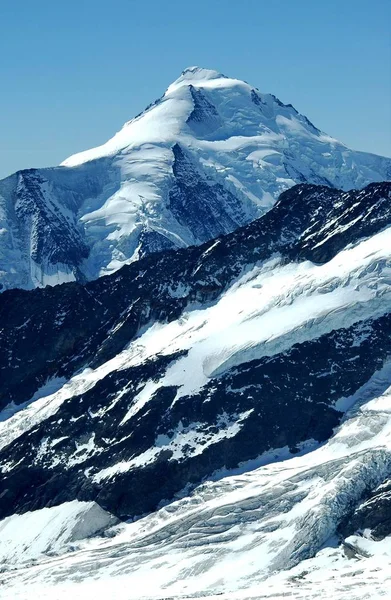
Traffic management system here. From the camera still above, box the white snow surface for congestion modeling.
[1,66,390,290]
[0,500,118,568]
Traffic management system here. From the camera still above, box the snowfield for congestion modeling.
[0,501,117,568]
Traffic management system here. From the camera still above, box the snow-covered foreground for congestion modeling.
[1,364,391,599]
[1,224,391,598]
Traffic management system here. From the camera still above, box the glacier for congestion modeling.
[1,182,391,598]
[1,357,391,599]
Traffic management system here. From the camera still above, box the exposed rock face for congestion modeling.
[340,479,391,539]
[168,143,246,241]
[0,159,115,290]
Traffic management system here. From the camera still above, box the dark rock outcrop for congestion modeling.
[0,182,391,523]
[1,181,390,409]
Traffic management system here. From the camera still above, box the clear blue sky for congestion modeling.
[0,0,390,179]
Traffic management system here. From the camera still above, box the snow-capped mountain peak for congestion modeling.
[61,65,323,168]
[0,67,390,291]
[166,65,228,91]
[61,66,248,168]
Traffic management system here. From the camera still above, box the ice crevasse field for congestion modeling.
[1,223,391,599]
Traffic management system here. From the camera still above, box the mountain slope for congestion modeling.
[1,182,391,599]
[3,374,391,599]
[2,181,390,409]
[0,181,391,519]
[1,66,390,291]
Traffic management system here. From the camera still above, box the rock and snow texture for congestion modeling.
[1,66,391,290]
[2,366,391,599]
[1,182,391,597]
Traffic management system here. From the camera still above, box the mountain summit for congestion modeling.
[0,67,390,291]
